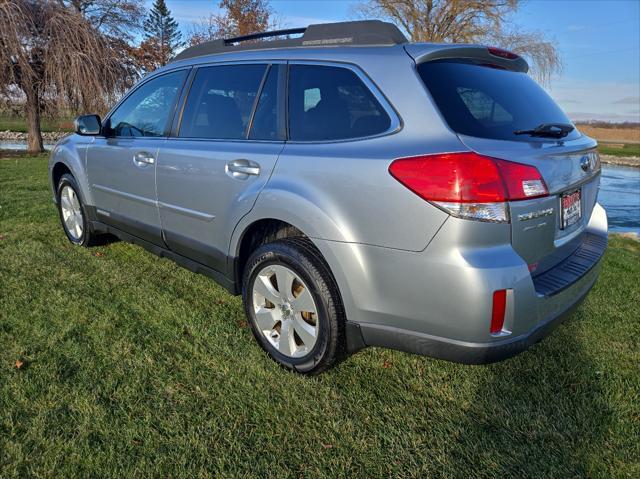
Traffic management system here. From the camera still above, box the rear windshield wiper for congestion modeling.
[513,123,574,138]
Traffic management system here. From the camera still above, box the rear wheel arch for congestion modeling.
[230,216,356,321]
[234,219,306,287]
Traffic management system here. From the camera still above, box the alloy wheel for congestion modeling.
[252,264,319,358]
[60,185,84,241]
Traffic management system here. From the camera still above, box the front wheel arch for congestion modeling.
[52,162,72,199]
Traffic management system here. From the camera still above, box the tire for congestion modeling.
[242,237,347,374]
[56,174,98,247]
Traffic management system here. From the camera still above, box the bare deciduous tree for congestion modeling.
[355,0,561,83]
[188,0,279,45]
[58,0,145,40]
[0,0,135,152]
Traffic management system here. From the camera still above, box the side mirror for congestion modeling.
[74,114,101,136]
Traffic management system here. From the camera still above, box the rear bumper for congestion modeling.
[319,203,608,364]
[355,254,602,364]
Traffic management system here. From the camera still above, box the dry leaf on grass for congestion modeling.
[14,359,24,370]
[95,252,105,257]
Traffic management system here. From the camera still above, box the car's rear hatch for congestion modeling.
[406,43,604,279]
[459,134,600,270]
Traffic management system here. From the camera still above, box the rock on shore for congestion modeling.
[0,130,69,142]
[600,155,640,168]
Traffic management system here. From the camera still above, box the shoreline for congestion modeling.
[599,155,640,168]
[1,130,68,142]
[611,232,639,241]
[1,131,639,168]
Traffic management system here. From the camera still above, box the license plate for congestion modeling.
[560,189,582,229]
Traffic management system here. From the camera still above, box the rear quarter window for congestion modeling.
[288,65,392,141]
[418,60,579,142]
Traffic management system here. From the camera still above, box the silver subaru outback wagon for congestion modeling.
[49,20,608,374]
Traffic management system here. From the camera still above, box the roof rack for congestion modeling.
[172,20,408,62]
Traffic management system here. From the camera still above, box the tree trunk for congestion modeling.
[24,82,44,154]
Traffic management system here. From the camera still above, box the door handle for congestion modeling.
[226,159,260,179]
[133,151,155,167]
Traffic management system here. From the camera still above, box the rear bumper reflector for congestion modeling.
[491,289,507,334]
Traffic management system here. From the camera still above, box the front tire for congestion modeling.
[242,237,346,374]
[56,174,98,247]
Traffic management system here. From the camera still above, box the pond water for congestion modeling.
[1,141,638,233]
[600,165,640,233]
[0,141,54,150]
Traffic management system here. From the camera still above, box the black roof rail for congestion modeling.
[225,27,307,45]
[172,20,408,62]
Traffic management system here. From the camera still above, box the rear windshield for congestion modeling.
[418,60,579,142]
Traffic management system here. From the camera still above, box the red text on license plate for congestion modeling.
[561,189,581,229]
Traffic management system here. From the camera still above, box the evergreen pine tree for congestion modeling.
[143,0,182,64]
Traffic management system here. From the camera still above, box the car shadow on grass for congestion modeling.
[443,311,610,477]
[325,306,611,477]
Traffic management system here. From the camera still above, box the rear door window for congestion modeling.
[179,64,267,139]
[418,60,578,141]
[288,64,391,141]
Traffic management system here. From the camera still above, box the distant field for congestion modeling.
[577,124,640,144]
[0,115,73,133]
[598,143,640,157]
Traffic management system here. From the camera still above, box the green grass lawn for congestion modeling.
[1,155,639,478]
[598,143,640,157]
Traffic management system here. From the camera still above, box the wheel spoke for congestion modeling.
[64,214,76,231]
[253,275,281,305]
[291,287,316,314]
[293,315,316,347]
[74,220,83,238]
[70,191,81,210]
[274,266,296,301]
[60,194,72,210]
[278,319,295,356]
[255,307,277,332]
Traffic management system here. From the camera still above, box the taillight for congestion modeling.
[491,289,507,334]
[499,160,548,200]
[488,47,519,60]
[388,152,548,223]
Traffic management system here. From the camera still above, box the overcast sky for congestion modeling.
[158,0,640,122]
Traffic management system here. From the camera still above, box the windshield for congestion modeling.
[418,59,580,142]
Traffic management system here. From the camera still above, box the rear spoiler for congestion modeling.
[404,43,529,73]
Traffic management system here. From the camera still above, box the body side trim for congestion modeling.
[93,184,157,207]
